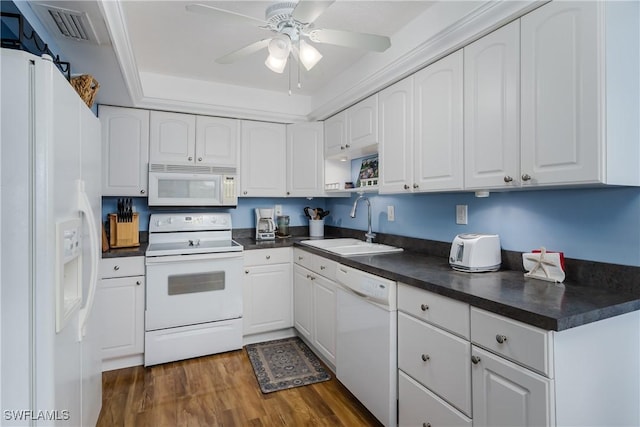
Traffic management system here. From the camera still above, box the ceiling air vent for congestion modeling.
[38,4,98,43]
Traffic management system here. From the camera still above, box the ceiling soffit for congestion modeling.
[99,0,541,122]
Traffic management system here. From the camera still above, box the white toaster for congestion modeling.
[449,234,501,272]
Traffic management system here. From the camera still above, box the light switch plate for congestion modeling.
[387,205,395,221]
[274,204,283,216]
[456,205,468,225]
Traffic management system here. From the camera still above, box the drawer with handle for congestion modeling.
[293,248,315,271]
[399,370,471,427]
[100,256,144,279]
[470,307,553,377]
[398,283,470,339]
[244,247,291,266]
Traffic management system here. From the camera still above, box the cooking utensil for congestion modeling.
[319,210,330,219]
[304,206,314,219]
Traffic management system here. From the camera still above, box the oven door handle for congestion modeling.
[145,251,244,264]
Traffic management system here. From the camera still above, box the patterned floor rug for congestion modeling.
[245,337,331,394]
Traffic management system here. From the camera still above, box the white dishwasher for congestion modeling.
[336,264,397,427]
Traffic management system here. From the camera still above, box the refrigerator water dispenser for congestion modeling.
[56,218,83,333]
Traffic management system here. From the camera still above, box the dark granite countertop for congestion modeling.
[237,235,639,332]
[102,242,148,258]
[103,230,639,332]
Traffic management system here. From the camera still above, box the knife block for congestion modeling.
[108,213,140,248]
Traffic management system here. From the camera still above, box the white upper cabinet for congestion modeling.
[520,1,639,187]
[150,112,238,167]
[324,95,378,160]
[100,106,149,197]
[347,94,378,151]
[413,50,464,192]
[240,120,287,197]
[324,110,347,158]
[195,116,239,168]
[287,122,325,197]
[149,111,196,164]
[379,77,414,194]
[464,20,521,190]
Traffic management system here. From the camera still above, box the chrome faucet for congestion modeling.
[350,193,376,243]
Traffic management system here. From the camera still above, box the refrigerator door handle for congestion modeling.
[77,180,99,341]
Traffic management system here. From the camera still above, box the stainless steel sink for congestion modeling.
[300,238,403,256]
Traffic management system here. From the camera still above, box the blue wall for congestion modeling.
[102,197,327,231]
[325,187,640,267]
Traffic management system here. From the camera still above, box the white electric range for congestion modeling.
[144,213,243,366]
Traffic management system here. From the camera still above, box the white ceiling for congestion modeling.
[26,0,537,121]
[121,1,433,95]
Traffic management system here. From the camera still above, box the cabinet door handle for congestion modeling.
[140,189,145,194]
[188,156,193,161]
[403,184,410,190]
[136,280,141,286]
[503,175,513,183]
[420,303,429,311]
[340,145,346,150]
[320,265,326,270]
[471,355,481,364]
[243,191,248,195]
[413,183,419,189]
[345,144,350,148]
[522,174,532,181]
[423,423,431,427]
[266,255,271,260]
[496,334,508,344]
[113,265,120,271]
[286,191,290,196]
[298,256,304,261]
[421,354,430,362]
[245,270,250,274]
[198,157,202,162]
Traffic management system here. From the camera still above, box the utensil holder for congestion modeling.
[108,213,140,248]
[309,219,324,237]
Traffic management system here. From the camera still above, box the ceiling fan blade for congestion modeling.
[216,39,271,64]
[308,29,391,52]
[186,4,266,26]
[291,1,335,24]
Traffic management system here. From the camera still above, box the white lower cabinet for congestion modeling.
[242,248,292,337]
[293,248,338,369]
[398,312,471,416]
[398,291,640,427]
[471,346,553,427]
[399,370,472,427]
[98,257,145,371]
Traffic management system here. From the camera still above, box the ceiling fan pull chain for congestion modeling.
[288,53,292,96]
[297,39,302,89]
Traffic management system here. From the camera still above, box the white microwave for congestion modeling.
[148,164,237,207]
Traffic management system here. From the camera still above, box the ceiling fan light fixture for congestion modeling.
[265,53,288,73]
[299,39,322,71]
[268,36,291,59]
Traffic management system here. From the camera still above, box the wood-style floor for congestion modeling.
[97,348,382,426]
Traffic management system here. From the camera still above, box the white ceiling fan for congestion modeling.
[186,1,392,74]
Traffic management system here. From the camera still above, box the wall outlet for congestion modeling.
[387,205,395,221]
[274,204,283,216]
[456,205,468,225]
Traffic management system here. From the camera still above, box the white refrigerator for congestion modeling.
[1,48,102,426]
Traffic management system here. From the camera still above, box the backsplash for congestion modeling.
[102,197,327,231]
[324,186,640,267]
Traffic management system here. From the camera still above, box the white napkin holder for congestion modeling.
[522,247,565,283]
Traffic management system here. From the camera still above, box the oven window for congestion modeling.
[168,271,225,295]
